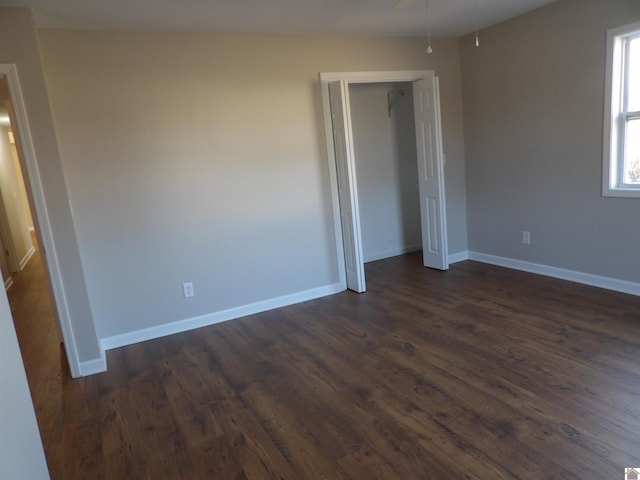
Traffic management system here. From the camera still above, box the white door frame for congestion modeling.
[1,64,82,377]
[320,70,447,291]
[328,80,366,292]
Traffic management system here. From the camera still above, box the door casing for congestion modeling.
[320,70,448,291]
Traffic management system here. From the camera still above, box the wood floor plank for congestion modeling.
[240,382,353,479]
[61,415,103,480]
[207,393,298,479]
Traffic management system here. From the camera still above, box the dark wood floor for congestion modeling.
[10,250,640,479]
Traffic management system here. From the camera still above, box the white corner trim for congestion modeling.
[79,348,107,376]
[448,250,470,264]
[468,251,640,297]
[101,282,344,351]
[19,245,36,271]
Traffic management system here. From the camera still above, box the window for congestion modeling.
[603,21,640,197]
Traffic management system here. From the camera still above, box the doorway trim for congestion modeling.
[319,70,445,291]
[1,63,82,377]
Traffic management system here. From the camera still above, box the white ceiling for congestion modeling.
[0,0,558,37]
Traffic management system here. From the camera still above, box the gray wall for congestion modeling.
[38,31,468,341]
[350,82,422,262]
[461,0,640,282]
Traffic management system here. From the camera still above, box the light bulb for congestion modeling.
[427,44,433,54]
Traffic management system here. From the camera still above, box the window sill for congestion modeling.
[602,186,640,198]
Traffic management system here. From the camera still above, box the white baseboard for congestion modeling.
[364,244,422,263]
[468,251,640,297]
[19,245,36,271]
[79,348,107,376]
[101,282,344,351]
[95,251,639,370]
[448,250,470,264]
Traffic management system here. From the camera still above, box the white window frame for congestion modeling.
[603,21,640,198]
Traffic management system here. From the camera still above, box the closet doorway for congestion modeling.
[321,71,448,293]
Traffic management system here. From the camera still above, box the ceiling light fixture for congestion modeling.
[425,0,480,54]
[475,0,480,47]
[426,0,433,54]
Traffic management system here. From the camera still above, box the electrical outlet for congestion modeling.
[182,282,194,298]
[522,231,531,245]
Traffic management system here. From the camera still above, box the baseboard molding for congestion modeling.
[79,349,107,376]
[364,244,422,263]
[468,251,640,297]
[448,250,470,264]
[96,252,639,366]
[19,245,36,271]
[101,282,344,351]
